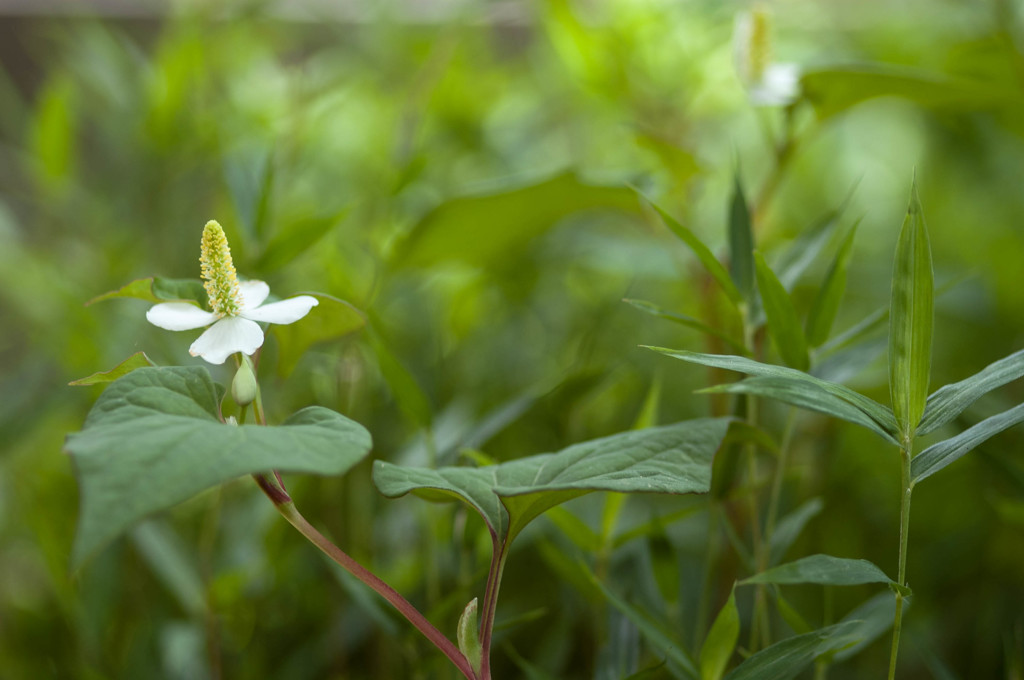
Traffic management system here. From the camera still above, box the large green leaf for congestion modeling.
[888,180,934,440]
[648,348,898,441]
[740,555,893,587]
[911,402,1024,484]
[801,65,1008,122]
[806,223,858,347]
[67,367,373,566]
[397,171,642,268]
[728,176,755,304]
[373,418,731,545]
[640,196,743,306]
[754,252,809,371]
[918,348,1024,435]
[723,621,863,680]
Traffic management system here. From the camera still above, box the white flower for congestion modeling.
[145,220,318,365]
[146,280,318,365]
[733,5,800,107]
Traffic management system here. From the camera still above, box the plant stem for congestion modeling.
[255,475,477,680]
[887,443,914,680]
[478,544,509,680]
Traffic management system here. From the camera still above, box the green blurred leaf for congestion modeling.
[801,65,1009,121]
[728,176,755,304]
[87,277,207,306]
[590,574,699,679]
[366,323,433,428]
[832,592,898,662]
[912,402,1024,484]
[398,171,642,267]
[31,76,76,191]
[650,348,898,442]
[640,196,743,306]
[255,210,349,273]
[754,251,809,370]
[70,352,157,386]
[919,348,1024,435]
[131,520,205,618]
[770,497,824,564]
[806,223,858,347]
[888,180,934,440]
[374,418,731,545]
[723,621,862,680]
[699,586,739,680]
[740,554,893,587]
[624,299,746,354]
[66,367,372,566]
[273,294,365,375]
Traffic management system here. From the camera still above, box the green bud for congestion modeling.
[231,356,259,407]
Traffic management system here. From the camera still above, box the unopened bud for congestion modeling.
[231,356,259,407]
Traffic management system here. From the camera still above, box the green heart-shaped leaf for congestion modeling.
[67,366,372,567]
[373,418,731,546]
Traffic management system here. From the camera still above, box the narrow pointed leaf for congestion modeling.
[888,181,934,439]
[833,592,899,662]
[373,418,731,545]
[723,621,863,680]
[623,299,747,353]
[699,587,739,680]
[648,348,898,439]
[919,348,1024,435]
[457,598,482,675]
[740,554,893,587]
[66,367,373,567]
[701,377,898,445]
[912,402,1024,483]
[70,352,157,386]
[770,497,824,564]
[775,209,845,290]
[806,223,858,347]
[728,176,755,303]
[754,251,809,370]
[642,198,743,306]
[87,276,207,306]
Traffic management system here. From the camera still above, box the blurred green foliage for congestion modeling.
[2,0,1024,678]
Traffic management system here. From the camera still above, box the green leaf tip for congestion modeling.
[888,179,934,440]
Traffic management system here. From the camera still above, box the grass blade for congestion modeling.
[918,348,1024,435]
[806,222,858,347]
[624,298,747,354]
[912,402,1024,484]
[754,251,809,370]
[728,175,755,304]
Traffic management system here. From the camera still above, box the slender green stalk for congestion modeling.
[255,476,477,680]
[694,502,721,649]
[887,443,914,680]
[478,545,509,680]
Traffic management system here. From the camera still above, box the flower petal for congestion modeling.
[146,302,218,331]
[189,317,264,364]
[238,280,270,310]
[242,296,319,325]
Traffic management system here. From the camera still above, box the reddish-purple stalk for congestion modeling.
[253,473,478,679]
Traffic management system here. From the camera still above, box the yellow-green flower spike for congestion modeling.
[747,4,771,83]
[199,220,242,317]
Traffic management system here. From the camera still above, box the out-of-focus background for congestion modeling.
[2,0,1023,678]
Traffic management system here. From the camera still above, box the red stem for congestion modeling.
[254,475,477,680]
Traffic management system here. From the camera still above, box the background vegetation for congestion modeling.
[1,0,1023,678]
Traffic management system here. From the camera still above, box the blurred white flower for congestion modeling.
[146,221,318,365]
[733,5,800,107]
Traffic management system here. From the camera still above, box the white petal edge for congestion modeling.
[189,317,265,364]
[242,295,319,325]
[238,280,270,310]
[146,302,218,331]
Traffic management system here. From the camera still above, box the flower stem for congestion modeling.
[254,474,477,680]
[477,543,509,680]
[887,443,914,680]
